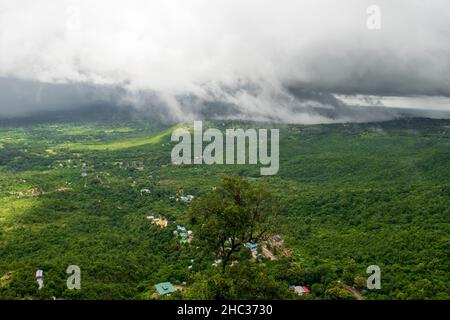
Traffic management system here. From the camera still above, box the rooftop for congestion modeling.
[155,282,176,296]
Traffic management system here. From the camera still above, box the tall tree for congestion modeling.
[189,176,278,271]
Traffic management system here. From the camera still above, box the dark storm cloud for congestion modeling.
[0,78,124,116]
[289,47,450,97]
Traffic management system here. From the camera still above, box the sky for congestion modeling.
[0,0,449,122]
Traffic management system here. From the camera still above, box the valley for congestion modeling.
[0,117,448,300]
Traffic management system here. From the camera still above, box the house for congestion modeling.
[289,285,310,296]
[244,242,259,259]
[148,216,168,228]
[155,282,176,296]
[212,259,222,267]
[244,241,258,250]
[154,217,168,228]
[180,195,194,204]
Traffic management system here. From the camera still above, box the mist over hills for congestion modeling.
[1,78,449,127]
[1,100,449,129]
[1,1,449,127]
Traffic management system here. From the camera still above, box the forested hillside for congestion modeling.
[0,117,448,299]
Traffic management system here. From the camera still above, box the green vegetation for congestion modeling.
[0,117,449,300]
[189,176,278,271]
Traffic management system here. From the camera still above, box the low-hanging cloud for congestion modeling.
[0,0,449,121]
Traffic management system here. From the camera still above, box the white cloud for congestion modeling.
[0,0,449,119]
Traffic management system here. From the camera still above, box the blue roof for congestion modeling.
[245,242,258,250]
[155,282,176,295]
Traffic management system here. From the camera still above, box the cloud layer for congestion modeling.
[0,0,449,121]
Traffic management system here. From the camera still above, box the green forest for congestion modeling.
[0,116,448,300]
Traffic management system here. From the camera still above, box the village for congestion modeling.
[144,206,311,299]
[13,169,363,300]
[144,211,364,300]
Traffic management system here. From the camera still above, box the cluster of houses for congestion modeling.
[243,236,310,297]
[242,235,292,262]
[170,194,194,204]
[145,212,307,299]
[152,280,310,298]
[173,225,193,245]
[168,194,195,205]
[47,158,88,170]
[151,233,312,299]
[145,215,194,245]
